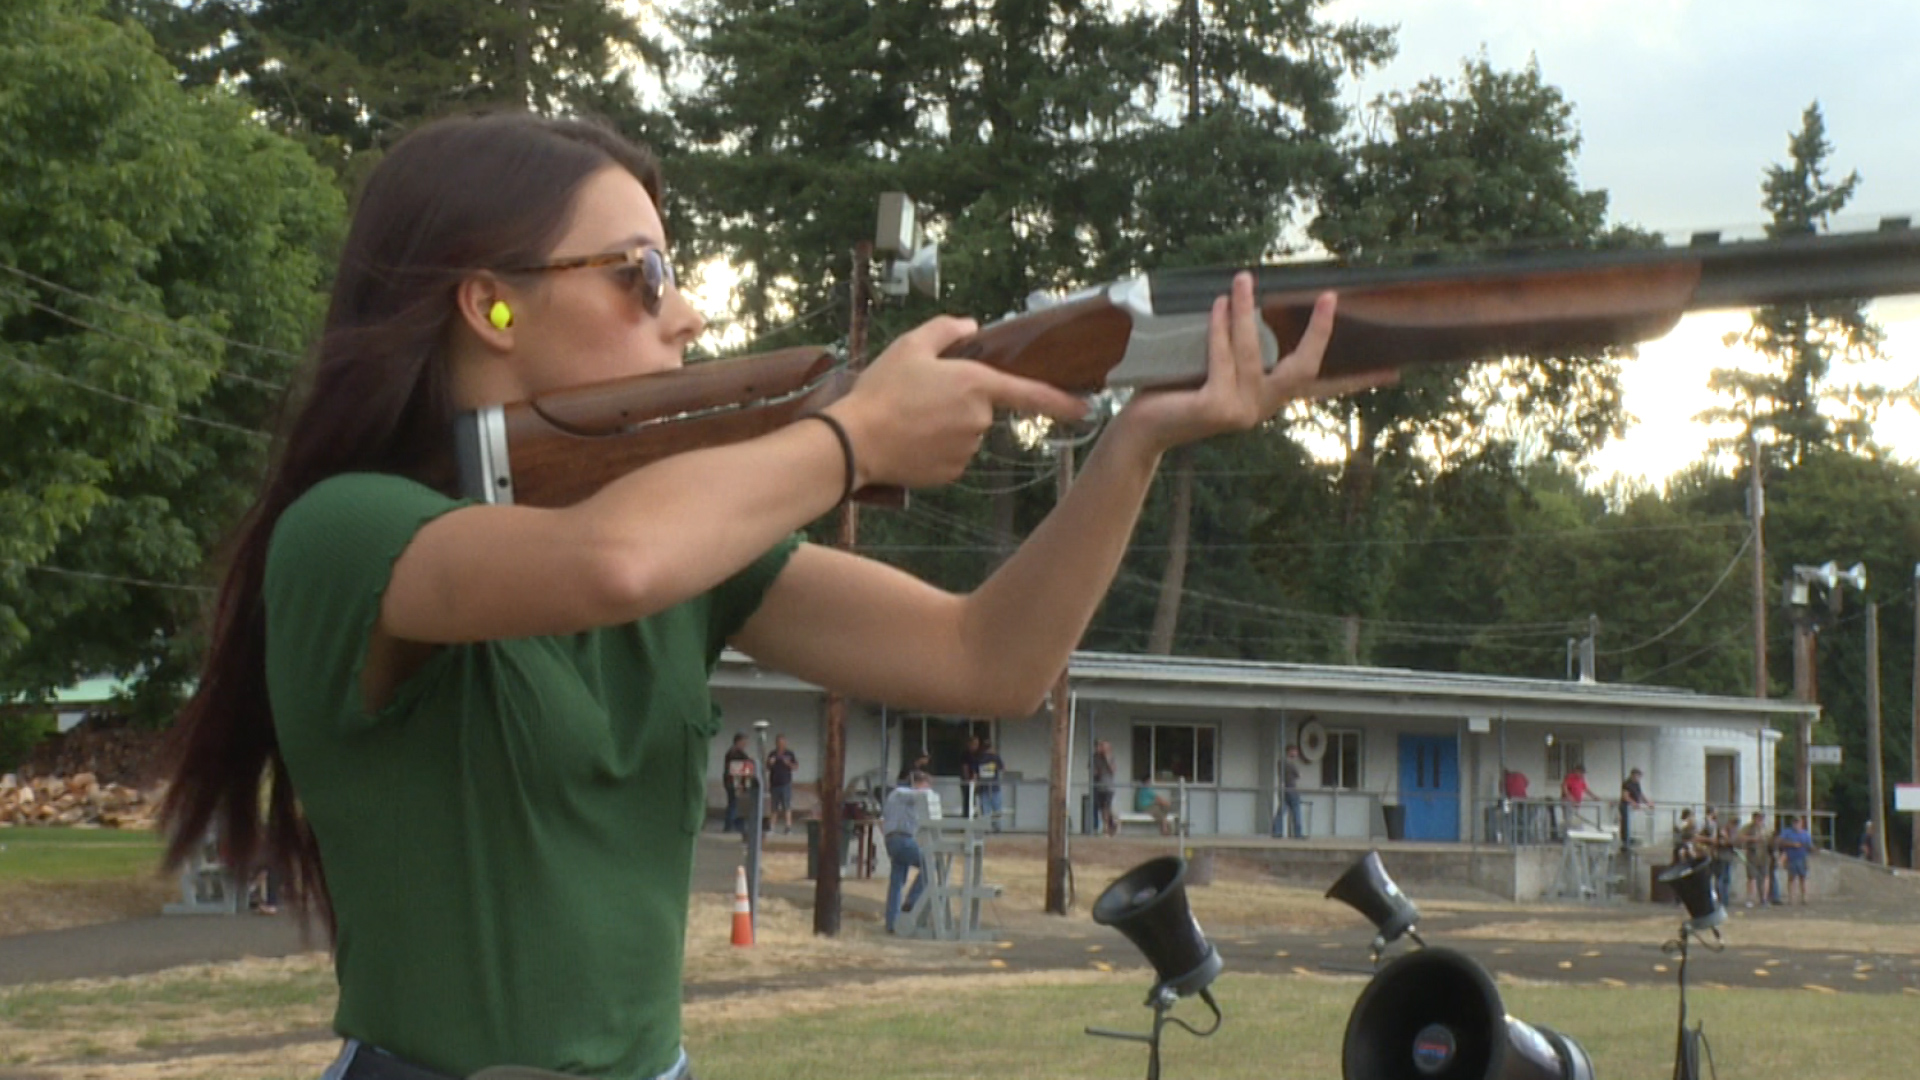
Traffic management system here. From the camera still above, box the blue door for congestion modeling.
[1397,735,1460,841]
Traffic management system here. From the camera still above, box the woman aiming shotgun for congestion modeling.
[159,110,1392,1080]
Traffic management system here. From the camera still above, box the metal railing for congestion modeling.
[907,776,1842,850]
[1469,795,1837,855]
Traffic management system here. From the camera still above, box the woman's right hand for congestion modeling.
[824,316,1089,490]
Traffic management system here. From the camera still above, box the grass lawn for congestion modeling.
[0,827,173,936]
[0,958,1914,1078]
[681,971,1918,1080]
[0,827,163,884]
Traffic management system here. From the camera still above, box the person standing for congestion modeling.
[882,771,934,934]
[1778,815,1814,905]
[765,735,799,835]
[1737,811,1770,908]
[1559,764,1590,837]
[1619,767,1653,848]
[1704,808,1735,908]
[1090,740,1117,837]
[958,736,980,819]
[722,733,756,835]
[1272,745,1304,839]
[974,738,1007,831]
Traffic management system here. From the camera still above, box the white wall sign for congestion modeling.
[1896,784,1920,813]
[1807,745,1843,766]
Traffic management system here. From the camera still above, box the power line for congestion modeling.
[0,282,291,394]
[0,260,302,373]
[1,558,213,595]
[1598,529,1754,657]
[2,354,270,441]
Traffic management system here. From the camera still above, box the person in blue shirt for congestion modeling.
[1777,816,1814,905]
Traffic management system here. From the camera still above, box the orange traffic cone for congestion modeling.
[730,865,754,947]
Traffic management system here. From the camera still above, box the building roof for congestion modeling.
[713,648,1813,732]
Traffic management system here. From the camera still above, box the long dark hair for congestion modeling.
[158,112,663,934]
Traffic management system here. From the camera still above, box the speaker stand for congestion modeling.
[1663,925,1721,1080]
[1086,985,1222,1080]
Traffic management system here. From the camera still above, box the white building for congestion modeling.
[710,649,1815,852]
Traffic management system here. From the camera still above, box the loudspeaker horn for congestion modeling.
[1657,858,1727,936]
[1343,947,1597,1080]
[879,242,940,300]
[1326,850,1422,957]
[1092,856,1222,998]
[1298,717,1328,763]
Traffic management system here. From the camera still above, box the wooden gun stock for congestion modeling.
[455,346,900,508]
[458,220,1920,508]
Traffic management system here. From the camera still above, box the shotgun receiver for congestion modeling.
[456,219,1920,507]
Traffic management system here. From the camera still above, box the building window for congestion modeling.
[1546,739,1584,782]
[1130,723,1216,784]
[900,716,993,778]
[1319,730,1362,790]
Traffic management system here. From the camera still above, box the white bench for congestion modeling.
[1113,782,1187,836]
[1113,810,1181,834]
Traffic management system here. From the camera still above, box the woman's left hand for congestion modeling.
[1110,271,1397,454]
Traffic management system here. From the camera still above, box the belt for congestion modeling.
[340,1045,693,1080]
[341,1046,459,1080]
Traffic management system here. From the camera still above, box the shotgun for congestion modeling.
[456,218,1920,507]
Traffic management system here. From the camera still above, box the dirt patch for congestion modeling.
[0,879,176,937]
[1448,910,1920,954]
[0,955,336,1079]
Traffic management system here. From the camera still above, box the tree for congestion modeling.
[1762,450,1920,844]
[122,0,667,175]
[0,0,342,716]
[1700,103,1900,468]
[668,0,1391,655]
[1301,57,1633,661]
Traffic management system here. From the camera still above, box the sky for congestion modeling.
[1323,0,1920,484]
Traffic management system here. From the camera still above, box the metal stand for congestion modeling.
[1086,984,1222,1080]
[1663,925,1721,1080]
[1555,827,1619,901]
[162,832,244,916]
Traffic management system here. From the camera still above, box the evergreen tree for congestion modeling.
[1299,57,1632,662]
[122,0,666,175]
[1699,103,1899,467]
[668,0,1391,658]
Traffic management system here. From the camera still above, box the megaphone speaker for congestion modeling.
[1092,856,1222,998]
[1327,850,1422,952]
[1657,858,1727,936]
[1344,948,1596,1080]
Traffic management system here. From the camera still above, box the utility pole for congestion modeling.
[1786,562,1865,818]
[1864,603,1888,867]
[1791,614,1815,816]
[1748,436,1767,698]
[813,240,872,937]
[1045,446,1075,916]
[1911,563,1919,869]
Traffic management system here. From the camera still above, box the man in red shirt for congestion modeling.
[1558,765,1590,836]
[1502,770,1531,840]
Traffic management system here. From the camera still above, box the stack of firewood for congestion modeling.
[0,772,158,828]
[19,722,163,789]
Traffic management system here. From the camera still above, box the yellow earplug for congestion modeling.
[488,301,514,330]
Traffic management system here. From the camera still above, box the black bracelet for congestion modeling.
[802,412,857,507]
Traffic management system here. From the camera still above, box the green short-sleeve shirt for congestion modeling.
[264,472,797,1078]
